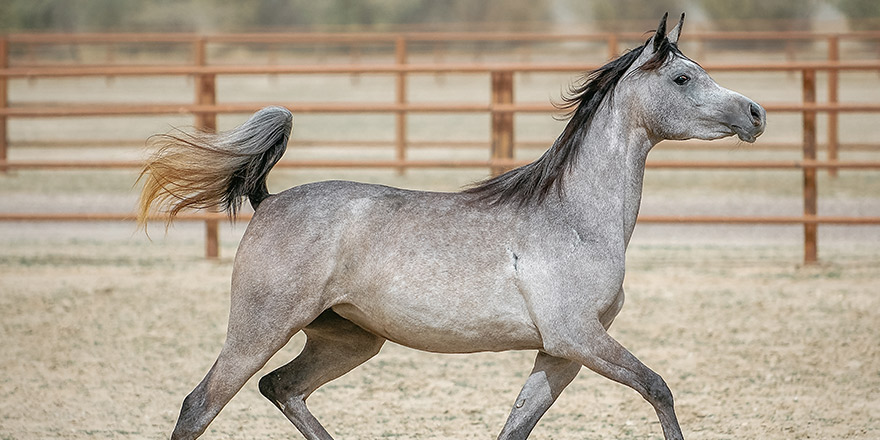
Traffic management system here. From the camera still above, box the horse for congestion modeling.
[138,13,765,440]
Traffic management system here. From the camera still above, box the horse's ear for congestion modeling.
[667,13,685,45]
[651,12,669,52]
[634,12,668,66]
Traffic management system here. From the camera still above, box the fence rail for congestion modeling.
[2,212,879,225]
[2,31,880,263]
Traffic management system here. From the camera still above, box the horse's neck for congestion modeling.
[561,110,654,249]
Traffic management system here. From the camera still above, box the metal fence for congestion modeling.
[1,31,879,262]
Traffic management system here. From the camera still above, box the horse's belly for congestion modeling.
[331,293,542,353]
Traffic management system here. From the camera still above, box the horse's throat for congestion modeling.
[566,125,652,247]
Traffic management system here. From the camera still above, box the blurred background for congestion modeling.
[1,2,879,440]
[1,0,879,259]
[1,0,879,33]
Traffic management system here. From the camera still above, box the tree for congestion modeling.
[832,0,880,30]
[590,0,685,32]
[697,0,819,31]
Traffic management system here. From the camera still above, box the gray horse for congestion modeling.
[139,13,765,440]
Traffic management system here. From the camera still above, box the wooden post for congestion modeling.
[827,35,839,178]
[0,37,7,173]
[785,39,796,63]
[395,36,407,174]
[194,38,216,132]
[490,71,515,177]
[350,42,361,85]
[433,41,447,85]
[607,34,619,60]
[694,33,706,62]
[105,42,116,85]
[802,69,818,264]
[194,37,220,259]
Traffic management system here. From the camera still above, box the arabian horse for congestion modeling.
[139,13,765,440]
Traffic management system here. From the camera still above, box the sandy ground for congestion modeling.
[0,234,877,440]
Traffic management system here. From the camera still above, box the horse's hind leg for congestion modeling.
[170,284,325,440]
[170,325,296,440]
[259,309,385,440]
[497,351,581,440]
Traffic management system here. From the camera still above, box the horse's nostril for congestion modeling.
[749,102,763,126]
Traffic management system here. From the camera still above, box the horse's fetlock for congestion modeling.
[259,372,306,410]
[172,392,209,440]
[644,373,674,408]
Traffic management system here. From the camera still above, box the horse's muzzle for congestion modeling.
[732,100,766,143]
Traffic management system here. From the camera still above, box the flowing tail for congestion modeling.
[137,106,292,229]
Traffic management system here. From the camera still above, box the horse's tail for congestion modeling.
[137,106,292,229]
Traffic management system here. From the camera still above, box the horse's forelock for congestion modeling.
[638,36,684,73]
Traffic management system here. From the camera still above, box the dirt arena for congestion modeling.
[1,228,878,439]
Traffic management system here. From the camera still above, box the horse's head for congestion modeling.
[620,13,766,143]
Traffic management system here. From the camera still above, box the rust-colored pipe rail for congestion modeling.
[2,32,880,263]
[3,212,880,226]
[3,60,880,78]
[1,100,879,118]
[3,159,880,171]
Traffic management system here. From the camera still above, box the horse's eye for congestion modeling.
[673,74,690,85]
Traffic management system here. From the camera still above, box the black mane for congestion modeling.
[465,37,683,207]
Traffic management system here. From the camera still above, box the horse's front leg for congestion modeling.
[496,351,581,440]
[555,320,684,440]
[497,286,625,440]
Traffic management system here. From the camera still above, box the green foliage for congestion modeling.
[697,0,820,30]
[0,0,554,32]
[407,0,553,28]
[0,0,71,31]
[0,0,142,32]
[247,0,552,31]
[832,0,880,30]
[3,0,866,33]
[249,0,553,31]
[591,0,685,31]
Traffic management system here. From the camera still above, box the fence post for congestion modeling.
[802,69,818,264]
[350,42,361,86]
[194,37,220,259]
[827,35,839,178]
[490,70,515,177]
[607,34,619,60]
[0,37,7,173]
[395,36,407,174]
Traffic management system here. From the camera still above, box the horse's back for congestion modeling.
[233,180,396,289]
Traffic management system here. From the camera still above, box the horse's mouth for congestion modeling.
[731,124,762,143]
